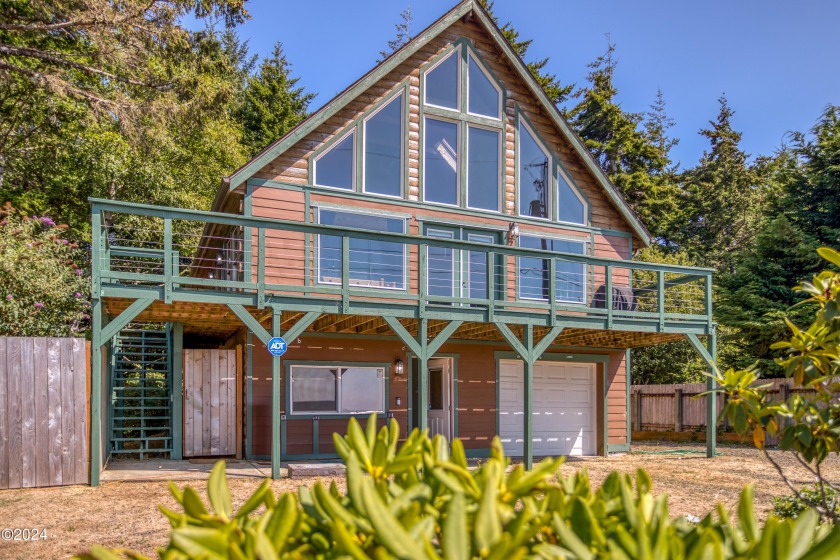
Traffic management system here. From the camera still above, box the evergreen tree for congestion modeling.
[786,105,840,247]
[677,96,763,272]
[238,42,315,156]
[567,43,679,241]
[378,6,414,62]
[477,0,573,105]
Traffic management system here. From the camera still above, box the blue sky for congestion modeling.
[206,0,839,168]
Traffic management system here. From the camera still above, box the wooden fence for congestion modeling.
[0,337,90,489]
[631,378,820,434]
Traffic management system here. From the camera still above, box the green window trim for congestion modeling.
[312,128,356,191]
[308,81,410,199]
[516,106,591,227]
[419,38,506,214]
[283,360,391,420]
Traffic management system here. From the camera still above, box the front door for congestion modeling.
[427,358,452,440]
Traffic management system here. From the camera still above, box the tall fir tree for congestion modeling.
[786,105,840,247]
[568,42,678,241]
[237,42,315,156]
[378,6,414,62]
[477,0,573,105]
[677,96,763,273]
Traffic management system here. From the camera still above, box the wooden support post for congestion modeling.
[417,319,429,431]
[634,390,642,432]
[523,325,534,470]
[271,307,282,479]
[674,388,684,432]
[90,299,103,487]
[706,332,717,458]
[171,323,184,460]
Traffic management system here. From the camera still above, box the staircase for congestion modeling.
[109,326,173,458]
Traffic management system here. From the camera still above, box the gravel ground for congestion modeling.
[1,443,838,559]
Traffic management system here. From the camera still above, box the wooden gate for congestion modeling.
[183,349,237,457]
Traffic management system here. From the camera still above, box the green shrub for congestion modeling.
[0,202,89,336]
[78,415,840,560]
[774,485,839,520]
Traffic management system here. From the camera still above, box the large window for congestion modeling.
[518,235,587,304]
[422,45,502,212]
[424,119,459,205]
[364,93,403,197]
[313,131,355,190]
[290,365,385,414]
[518,122,550,220]
[318,209,406,290]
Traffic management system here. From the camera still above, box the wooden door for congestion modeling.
[183,349,236,457]
[427,359,452,440]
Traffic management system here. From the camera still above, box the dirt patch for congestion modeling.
[1,443,837,559]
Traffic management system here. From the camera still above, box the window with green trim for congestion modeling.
[518,235,587,303]
[518,121,550,220]
[422,44,503,213]
[313,130,355,190]
[290,365,385,414]
[557,166,587,225]
[364,92,404,197]
[317,208,406,290]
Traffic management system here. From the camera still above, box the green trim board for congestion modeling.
[246,332,253,459]
[221,0,652,246]
[171,323,183,460]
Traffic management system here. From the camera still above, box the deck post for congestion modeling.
[171,322,184,460]
[686,332,718,458]
[90,298,103,487]
[523,324,534,469]
[271,306,282,479]
[705,331,718,458]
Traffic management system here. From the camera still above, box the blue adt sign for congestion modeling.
[267,337,288,357]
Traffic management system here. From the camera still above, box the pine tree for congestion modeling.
[677,96,763,272]
[477,0,573,105]
[378,6,414,62]
[238,42,315,156]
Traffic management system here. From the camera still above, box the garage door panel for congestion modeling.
[499,360,596,457]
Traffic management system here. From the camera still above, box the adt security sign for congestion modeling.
[267,337,288,357]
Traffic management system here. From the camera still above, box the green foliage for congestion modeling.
[378,6,414,63]
[478,0,574,106]
[716,247,840,522]
[238,42,315,156]
[676,97,765,273]
[79,415,840,559]
[774,485,839,520]
[0,203,89,337]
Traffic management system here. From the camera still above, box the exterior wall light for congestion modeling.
[507,222,520,245]
[394,358,404,376]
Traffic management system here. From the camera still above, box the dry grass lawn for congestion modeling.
[1,443,838,560]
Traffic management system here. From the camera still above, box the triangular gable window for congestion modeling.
[468,53,501,119]
[314,130,355,190]
[557,167,587,225]
[425,50,459,110]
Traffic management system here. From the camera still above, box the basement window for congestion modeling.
[290,365,385,414]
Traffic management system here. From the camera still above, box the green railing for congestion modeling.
[91,198,714,333]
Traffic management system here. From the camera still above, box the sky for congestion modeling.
[198,0,840,168]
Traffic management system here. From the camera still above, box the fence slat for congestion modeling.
[34,338,50,487]
[20,338,36,488]
[47,338,63,486]
[60,338,75,484]
[7,338,22,488]
[74,338,88,484]
[0,338,8,489]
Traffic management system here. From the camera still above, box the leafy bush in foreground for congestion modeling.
[79,415,840,560]
[774,484,839,520]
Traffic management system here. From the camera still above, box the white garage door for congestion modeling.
[499,360,596,456]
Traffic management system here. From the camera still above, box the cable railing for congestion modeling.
[91,198,714,329]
